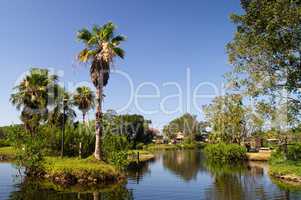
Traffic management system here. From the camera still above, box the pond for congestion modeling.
[1,150,301,200]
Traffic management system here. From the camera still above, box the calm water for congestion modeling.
[1,150,301,200]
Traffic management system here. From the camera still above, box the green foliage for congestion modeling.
[7,125,46,175]
[73,86,95,122]
[203,94,247,144]
[204,143,247,164]
[287,143,301,161]
[270,143,301,163]
[227,0,301,125]
[102,133,129,168]
[43,122,95,157]
[48,88,76,128]
[163,113,200,140]
[16,139,45,175]
[10,68,59,135]
[108,151,129,169]
[107,114,153,148]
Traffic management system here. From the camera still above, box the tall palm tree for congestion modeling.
[11,68,58,136]
[73,86,95,124]
[77,22,126,160]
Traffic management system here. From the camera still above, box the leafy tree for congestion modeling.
[113,114,151,148]
[203,94,246,144]
[77,22,126,160]
[163,113,200,140]
[226,0,301,125]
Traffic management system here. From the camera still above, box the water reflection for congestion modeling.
[3,150,301,200]
[8,181,133,200]
[204,161,291,200]
[162,150,205,181]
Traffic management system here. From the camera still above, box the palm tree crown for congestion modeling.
[73,86,95,122]
[10,68,58,133]
[77,22,126,87]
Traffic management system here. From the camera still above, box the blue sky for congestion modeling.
[0,0,242,129]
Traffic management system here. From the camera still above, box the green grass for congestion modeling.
[127,150,155,162]
[43,156,123,185]
[270,160,301,178]
[44,156,120,176]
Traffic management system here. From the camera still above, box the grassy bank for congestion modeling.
[0,147,154,186]
[128,150,155,162]
[144,142,205,151]
[0,146,16,161]
[43,157,124,185]
[269,160,301,183]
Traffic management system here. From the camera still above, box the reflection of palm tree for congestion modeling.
[162,150,205,181]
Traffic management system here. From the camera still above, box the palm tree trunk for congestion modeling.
[79,113,85,159]
[83,113,86,125]
[94,71,103,160]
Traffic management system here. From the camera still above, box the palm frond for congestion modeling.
[77,28,92,44]
[113,47,125,59]
[101,22,115,41]
[112,35,126,45]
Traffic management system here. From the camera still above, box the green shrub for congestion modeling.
[102,134,129,168]
[42,122,95,157]
[204,143,247,164]
[108,151,129,168]
[287,143,301,161]
[7,125,46,175]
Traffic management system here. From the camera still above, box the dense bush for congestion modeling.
[7,125,45,175]
[102,133,130,168]
[42,122,95,157]
[113,114,152,148]
[287,143,301,161]
[270,143,301,163]
[204,143,247,164]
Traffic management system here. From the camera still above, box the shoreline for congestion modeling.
[144,143,206,151]
[0,147,155,186]
[246,152,271,161]
[269,161,301,185]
